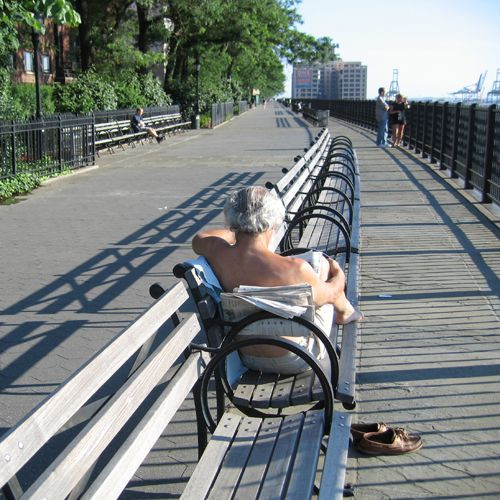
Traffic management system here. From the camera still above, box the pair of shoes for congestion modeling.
[351,422,387,444]
[356,427,423,455]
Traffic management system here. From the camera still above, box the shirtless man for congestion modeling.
[193,186,361,319]
[192,186,362,373]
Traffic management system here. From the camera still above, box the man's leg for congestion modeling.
[318,255,363,324]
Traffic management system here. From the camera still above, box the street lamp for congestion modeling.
[195,52,201,129]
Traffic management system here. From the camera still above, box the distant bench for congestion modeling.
[95,112,191,154]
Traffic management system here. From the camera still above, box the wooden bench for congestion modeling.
[0,280,352,499]
[278,134,361,409]
[95,113,191,154]
[169,129,360,413]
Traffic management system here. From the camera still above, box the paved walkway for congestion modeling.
[1,103,499,498]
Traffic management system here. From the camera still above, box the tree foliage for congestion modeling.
[2,0,338,116]
[0,0,80,59]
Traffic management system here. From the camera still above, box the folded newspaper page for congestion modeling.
[221,283,315,320]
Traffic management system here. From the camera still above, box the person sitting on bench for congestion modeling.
[131,107,164,143]
[192,185,362,374]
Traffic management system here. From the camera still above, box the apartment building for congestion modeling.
[292,60,367,100]
[13,21,78,84]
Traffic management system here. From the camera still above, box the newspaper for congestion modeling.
[221,283,315,321]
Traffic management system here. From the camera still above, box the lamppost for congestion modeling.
[195,52,200,129]
[31,15,44,119]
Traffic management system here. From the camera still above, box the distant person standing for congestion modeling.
[131,108,164,144]
[389,94,411,147]
[375,87,390,147]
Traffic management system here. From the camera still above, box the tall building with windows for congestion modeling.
[292,60,367,100]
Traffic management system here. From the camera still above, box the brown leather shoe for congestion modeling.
[356,427,423,455]
[351,422,388,444]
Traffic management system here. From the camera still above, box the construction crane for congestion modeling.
[450,71,487,102]
[386,69,400,99]
[487,69,500,103]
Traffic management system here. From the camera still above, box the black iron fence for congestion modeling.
[0,106,181,181]
[293,99,500,206]
[211,101,234,128]
[0,115,95,181]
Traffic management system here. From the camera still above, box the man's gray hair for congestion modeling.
[224,186,285,234]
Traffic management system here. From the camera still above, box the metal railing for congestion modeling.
[238,100,249,114]
[211,102,234,128]
[0,115,95,180]
[0,106,182,181]
[294,99,500,206]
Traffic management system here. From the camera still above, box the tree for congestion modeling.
[0,0,81,58]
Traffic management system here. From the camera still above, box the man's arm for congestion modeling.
[192,228,236,256]
[294,257,346,307]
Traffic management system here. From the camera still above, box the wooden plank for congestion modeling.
[0,281,189,487]
[337,252,359,405]
[259,413,305,500]
[180,413,241,500]
[286,410,324,497]
[207,417,262,499]
[82,351,210,500]
[22,313,202,499]
[251,372,280,409]
[269,374,294,408]
[290,370,315,405]
[318,411,352,500]
[232,370,258,407]
[233,417,282,499]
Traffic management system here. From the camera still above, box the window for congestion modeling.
[24,51,34,72]
[42,55,50,73]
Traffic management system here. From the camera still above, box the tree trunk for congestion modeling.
[137,3,149,53]
[75,0,92,71]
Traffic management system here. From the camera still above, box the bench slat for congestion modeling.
[286,410,324,497]
[337,252,359,405]
[318,411,352,500]
[251,372,280,408]
[82,350,209,500]
[206,416,262,499]
[180,412,241,499]
[0,282,189,487]
[258,412,305,499]
[23,313,202,498]
[231,417,282,499]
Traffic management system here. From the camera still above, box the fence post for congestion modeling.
[429,101,438,163]
[91,112,96,165]
[58,115,63,172]
[421,102,429,158]
[479,104,496,203]
[464,103,476,189]
[414,103,422,152]
[450,102,461,178]
[11,120,17,176]
[439,102,448,170]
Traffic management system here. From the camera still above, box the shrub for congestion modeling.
[0,173,41,200]
[11,83,57,118]
[54,70,118,113]
[140,73,171,107]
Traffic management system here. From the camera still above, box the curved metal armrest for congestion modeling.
[198,336,335,433]
[221,310,339,391]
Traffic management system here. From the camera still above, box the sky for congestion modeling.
[283,0,500,99]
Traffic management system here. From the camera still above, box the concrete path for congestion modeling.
[1,104,499,498]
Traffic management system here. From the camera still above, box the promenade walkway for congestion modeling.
[1,103,499,498]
